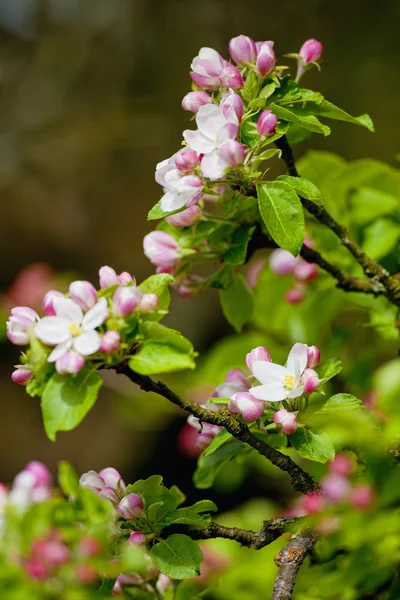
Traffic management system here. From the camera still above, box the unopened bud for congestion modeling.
[219,65,244,89]
[302,368,321,393]
[12,366,33,385]
[257,110,278,136]
[256,42,275,77]
[128,531,146,545]
[100,330,121,354]
[351,484,374,510]
[139,293,159,314]
[274,409,297,434]
[321,474,351,503]
[99,266,119,289]
[299,38,323,64]
[246,346,271,370]
[69,280,98,311]
[229,392,264,421]
[218,139,246,167]
[329,454,353,477]
[175,151,199,172]
[293,260,319,282]
[116,493,144,519]
[228,35,257,65]
[182,91,212,113]
[306,345,320,369]
[55,351,85,375]
[43,290,64,316]
[113,286,142,317]
[166,205,202,227]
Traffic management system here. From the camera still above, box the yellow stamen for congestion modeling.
[283,374,296,391]
[68,322,82,337]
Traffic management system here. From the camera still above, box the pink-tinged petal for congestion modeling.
[82,298,109,330]
[201,152,228,180]
[35,317,71,345]
[251,360,288,384]
[249,383,288,402]
[196,103,226,136]
[286,343,308,376]
[73,330,101,356]
[160,190,188,213]
[287,385,304,399]
[183,129,215,154]
[99,468,125,490]
[48,341,72,362]
[53,297,83,323]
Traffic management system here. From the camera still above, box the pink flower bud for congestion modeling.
[274,409,297,434]
[218,139,246,167]
[118,271,135,286]
[99,467,126,490]
[293,260,319,282]
[156,574,173,595]
[301,493,325,514]
[175,151,199,172]
[25,557,50,581]
[139,293,159,314]
[220,90,244,123]
[329,454,353,477]
[246,347,271,370]
[256,42,276,77]
[7,307,39,345]
[351,484,375,510]
[321,474,351,503]
[306,345,320,369]
[257,109,278,136]
[225,368,248,387]
[79,471,105,492]
[116,493,144,519]
[128,531,146,545]
[112,286,142,317]
[55,351,85,375]
[229,392,265,421]
[269,249,298,275]
[76,563,98,584]
[99,266,120,289]
[143,231,181,269]
[69,280,98,311]
[182,91,212,113]
[285,283,306,304]
[190,47,226,89]
[78,536,103,557]
[299,39,323,64]
[302,368,321,393]
[12,366,32,385]
[100,330,121,354]
[43,290,64,316]
[25,461,52,488]
[219,65,244,90]
[166,205,202,227]
[228,35,257,65]
[32,539,70,567]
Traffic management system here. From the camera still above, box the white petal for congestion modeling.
[252,360,289,385]
[183,129,215,154]
[196,103,223,134]
[35,317,71,345]
[287,385,304,399]
[160,190,187,212]
[73,330,101,356]
[82,298,108,330]
[48,341,72,362]
[286,343,308,377]
[249,383,288,402]
[201,152,228,180]
[53,297,83,323]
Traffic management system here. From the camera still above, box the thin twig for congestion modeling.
[272,532,316,600]
[117,366,319,494]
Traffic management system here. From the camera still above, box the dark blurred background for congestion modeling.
[0,0,399,495]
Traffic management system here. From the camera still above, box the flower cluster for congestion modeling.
[269,239,319,304]
[7,266,161,386]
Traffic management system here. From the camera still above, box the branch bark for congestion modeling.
[275,136,400,307]
[116,365,319,494]
[272,532,316,600]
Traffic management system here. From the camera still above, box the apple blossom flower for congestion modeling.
[257,110,278,136]
[138,293,159,314]
[100,330,121,354]
[269,249,299,275]
[250,343,309,402]
[80,467,125,502]
[35,297,109,362]
[11,366,33,385]
[190,47,226,89]
[329,454,353,476]
[175,150,199,172]
[25,461,53,488]
[143,231,181,269]
[43,290,65,316]
[285,283,306,304]
[246,346,272,371]
[228,392,265,421]
[220,89,244,123]
[166,205,202,227]
[116,493,144,519]
[183,103,238,158]
[112,286,142,317]
[69,280,98,311]
[160,172,203,212]
[202,139,246,180]
[256,41,276,77]
[55,351,85,375]
[128,531,146,545]
[299,38,323,64]
[306,345,320,369]
[182,91,212,113]
[10,463,52,511]
[293,260,319,282]
[6,307,39,345]
[274,409,297,434]
[321,474,351,503]
[302,368,321,393]
[219,65,243,90]
[99,266,135,289]
[228,35,257,65]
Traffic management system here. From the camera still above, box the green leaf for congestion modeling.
[257,181,305,255]
[316,394,363,415]
[202,429,233,458]
[41,372,103,441]
[208,265,234,290]
[150,534,203,579]
[260,81,277,99]
[223,224,255,265]
[129,322,196,374]
[362,219,400,260]
[219,274,254,332]
[270,103,331,136]
[290,428,335,463]
[126,475,178,522]
[277,175,324,207]
[193,439,250,489]
[317,357,342,383]
[139,274,174,321]
[349,187,399,226]
[241,70,261,102]
[305,99,374,132]
[286,123,313,145]
[162,500,217,527]
[58,461,80,498]
[170,485,186,507]
[148,200,171,221]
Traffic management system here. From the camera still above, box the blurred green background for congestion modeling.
[0,0,399,488]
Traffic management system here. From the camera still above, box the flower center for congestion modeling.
[68,322,82,337]
[283,374,296,391]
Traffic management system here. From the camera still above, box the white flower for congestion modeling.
[160,172,203,212]
[249,343,308,402]
[35,297,109,362]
